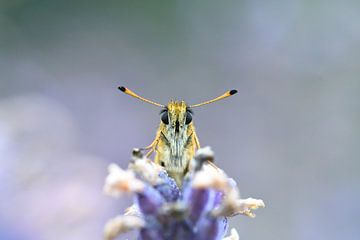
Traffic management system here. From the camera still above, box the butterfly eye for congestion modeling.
[161,111,169,125]
[185,111,192,125]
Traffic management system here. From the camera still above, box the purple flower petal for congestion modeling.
[135,186,165,215]
[155,171,181,202]
[139,227,165,240]
[183,187,216,224]
[195,216,228,240]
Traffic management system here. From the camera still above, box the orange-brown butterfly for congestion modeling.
[118,86,237,186]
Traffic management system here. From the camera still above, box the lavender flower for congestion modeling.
[104,147,265,240]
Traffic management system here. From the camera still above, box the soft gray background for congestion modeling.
[1,1,359,240]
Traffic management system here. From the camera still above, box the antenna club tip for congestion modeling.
[118,86,126,92]
[229,89,238,95]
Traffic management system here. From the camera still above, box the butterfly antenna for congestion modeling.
[190,89,237,108]
[118,86,165,107]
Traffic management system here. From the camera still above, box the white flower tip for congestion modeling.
[223,228,239,240]
[104,163,144,197]
[191,164,229,190]
[124,204,140,217]
[129,158,163,185]
[104,215,144,240]
[213,195,264,217]
[108,163,120,172]
[195,146,214,158]
[241,198,265,209]
[237,197,265,218]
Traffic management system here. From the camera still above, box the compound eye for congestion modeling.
[185,111,192,125]
[161,111,169,125]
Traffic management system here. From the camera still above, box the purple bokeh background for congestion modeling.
[1,1,359,239]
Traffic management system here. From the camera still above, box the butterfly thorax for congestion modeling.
[154,101,197,186]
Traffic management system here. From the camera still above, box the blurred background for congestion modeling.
[1,0,359,239]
